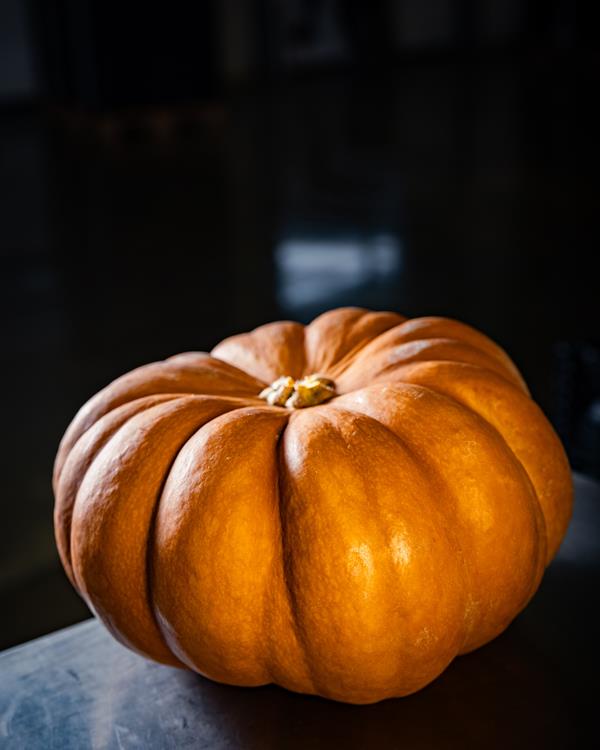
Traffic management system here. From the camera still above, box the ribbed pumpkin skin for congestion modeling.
[53,308,572,704]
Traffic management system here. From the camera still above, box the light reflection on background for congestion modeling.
[275,232,403,317]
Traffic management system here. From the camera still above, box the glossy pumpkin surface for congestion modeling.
[53,307,572,703]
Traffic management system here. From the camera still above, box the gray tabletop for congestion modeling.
[1,473,599,750]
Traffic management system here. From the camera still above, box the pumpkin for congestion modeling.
[53,307,572,704]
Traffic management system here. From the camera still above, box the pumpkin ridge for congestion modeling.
[143,420,207,669]
[145,402,285,669]
[272,423,318,694]
[281,405,469,699]
[143,406,230,669]
[421,338,523,388]
[343,340,524,393]
[56,390,262,491]
[307,311,405,378]
[398,338,525,389]
[150,406,290,682]
[328,317,526,395]
[70,397,255,666]
[381,372,550,573]
[372,378,548,571]
[368,357,526,394]
[328,386,546,651]
[371,316,526,388]
[211,321,306,382]
[55,394,186,586]
[324,401,472,654]
[142,402,265,667]
[394,374,548,556]
[427,383,548,605]
[54,358,266,486]
[324,322,401,377]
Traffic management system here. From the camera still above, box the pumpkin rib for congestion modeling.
[329,386,547,653]
[54,358,266,488]
[385,361,565,562]
[143,415,213,672]
[401,368,541,484]
[388,339,521,383]
[318,318,413,379]
[368,356,524,393]
[70,396,252,667]
[322,324,402,379]
[55,393,186,586]
[273,423,319,695]
[338,339,525,394]
[211,321,307,383]
[304,307,405,376]
[150,407,298,686]
[141,416,204,671]
[401,336,527,393]
[344,386,547,598]
[140,401,239,670]
[280,406,468,701]
[394,377,548,572]
[324,402,472,656]
[372,359,532,394]
[347,316,527,391]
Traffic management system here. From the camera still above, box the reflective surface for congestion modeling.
[1,474,597,749]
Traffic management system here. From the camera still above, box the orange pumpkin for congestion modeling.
[53,307,572,704]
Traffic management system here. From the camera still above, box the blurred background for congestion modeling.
[0,0,596,649]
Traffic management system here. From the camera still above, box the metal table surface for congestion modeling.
[1,474,599,750]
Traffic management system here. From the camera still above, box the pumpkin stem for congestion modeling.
[259,374,336,409]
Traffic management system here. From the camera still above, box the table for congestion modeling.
[1,474,599,749]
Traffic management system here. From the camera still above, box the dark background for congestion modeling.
[0,1,597,650]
